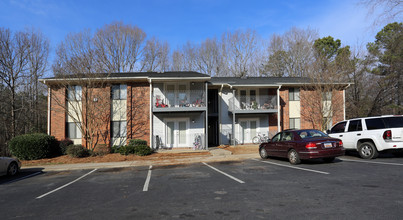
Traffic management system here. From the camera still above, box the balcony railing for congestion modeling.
[153,90,206,110]
[228,95,277,112]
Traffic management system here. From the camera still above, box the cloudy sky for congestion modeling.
[0,0,396,55]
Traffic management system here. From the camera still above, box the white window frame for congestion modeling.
[112,84,127,100]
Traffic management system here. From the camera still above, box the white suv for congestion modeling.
[328,115,403,159]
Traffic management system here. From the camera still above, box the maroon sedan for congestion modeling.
[259,129,345,165]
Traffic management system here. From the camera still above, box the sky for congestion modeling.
[0,0,397,67]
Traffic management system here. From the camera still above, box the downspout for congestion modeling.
[205,82,208,150]
[232,87,235,146]
[277,85,282,132]
[47,86,51,135]
[343,84,351,121]
[149,79,153,149]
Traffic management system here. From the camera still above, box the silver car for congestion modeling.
[0,157,21,176]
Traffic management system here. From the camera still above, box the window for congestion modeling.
[330,121,346,133]
[67,85,82,101]
[382,116,403,128]
[271,133,282,142]
[322,91,332,101]
[289,88,300,101]
[290,118,300,129]
[112,84,127,100]
[348,120,362,132]
[112,121,127,138]
[281,132,293,141]
[365,118,386,130]
[67,122,81,139]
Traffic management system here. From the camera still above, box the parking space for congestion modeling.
[1,156,403,219]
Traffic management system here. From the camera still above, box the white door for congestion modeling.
[166,119,188,148]
[239,119,258,144]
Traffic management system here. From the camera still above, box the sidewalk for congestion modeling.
[23,146,260,172]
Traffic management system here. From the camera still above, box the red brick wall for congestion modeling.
[50,86,66,140]
[332,90,344,125]
[279,88,289,131]
[82,86,111,149]
[127,83,151,145]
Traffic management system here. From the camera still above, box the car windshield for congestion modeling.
[297,130,328,139]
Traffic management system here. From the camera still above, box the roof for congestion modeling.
[39,72,352,87]
[210,77,312,86]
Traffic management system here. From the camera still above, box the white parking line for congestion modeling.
[36,169,97,199]
[202,162,245,184]
[6,171,42,184]
[252,159,329,175]
[341,158,403,166]
[143,165,152,192]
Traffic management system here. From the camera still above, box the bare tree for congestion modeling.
[221,29,261,77]
[48,74,112,151]
[141,37,170,72]
[94,22,146,73]
[53,29,98,75]
[0,28,31,139]
[360,0,402,27]
[263,27,318,77]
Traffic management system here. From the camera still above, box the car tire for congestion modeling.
[259,147,269,159]
[358,142,379,159]
[252,137,260,144]
[288,149,301,165]
[323,157,335,163]
[7,162,19,176]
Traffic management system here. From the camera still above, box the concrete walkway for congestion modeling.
[24,147,259,172]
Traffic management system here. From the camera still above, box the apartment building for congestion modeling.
[40,71,348,150]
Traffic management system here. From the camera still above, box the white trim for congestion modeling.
[343,89,346,121]
[149,81,153,147]
[277,85,281,132]
[47,87,51,135]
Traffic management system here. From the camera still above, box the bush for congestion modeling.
[133,144,153,156]
[111,145,120,153]
[66,144,90,158]
[129,139,147,147]
[118,145,135,155]
[59,139,74,155]
[9,133,58,160]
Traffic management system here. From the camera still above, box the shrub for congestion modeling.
[133,144,153,156]
[111,145,120,153]
[129,139,147,147]
[59,139,74,155]
[9,133,58,160]
[66,144,90,158]
[118,145,135,156]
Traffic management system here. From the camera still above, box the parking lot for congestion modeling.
[1,154,403,219]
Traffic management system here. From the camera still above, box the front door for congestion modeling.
[166,119,188,148]
[238,119,258,144]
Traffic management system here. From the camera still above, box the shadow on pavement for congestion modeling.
[0,168,44,185]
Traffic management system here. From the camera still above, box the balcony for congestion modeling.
[153,90,207,112]
[228,95,278,113]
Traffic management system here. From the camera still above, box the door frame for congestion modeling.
[237,118,259,144]
[164,118,190,148]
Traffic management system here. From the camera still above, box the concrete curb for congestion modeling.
[24,153,260,172]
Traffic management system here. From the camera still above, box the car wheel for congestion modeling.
[288,149,301,165]
[358,142,379,159]
[323,157,335,163]
[259,147,269,159]
[7,162,19,176]
[252,137,260,144]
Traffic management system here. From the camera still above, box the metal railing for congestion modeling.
[153,90,206,109]
[228,95,277,111]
